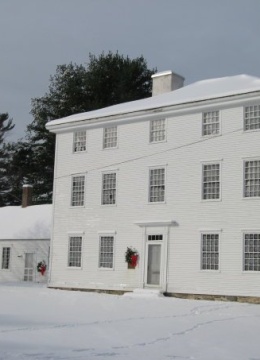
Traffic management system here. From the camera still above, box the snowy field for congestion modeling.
[1,283,260,360]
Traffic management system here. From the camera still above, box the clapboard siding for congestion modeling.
[49,102,260,296]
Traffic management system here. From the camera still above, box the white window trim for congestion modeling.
[98,233,115,271]
[243,158,260,199]
[148,165,167,204]
[201,160,222,202]
[242,231,260,273]
[101,170,118,206]
[67,234,83,269]
[72,130,87,154]
[70,173,86,208]
[200,232,221,272]
[149,118,167,144]
[243,104,260,132]
[103,126,118,150]
[201,110,221,137]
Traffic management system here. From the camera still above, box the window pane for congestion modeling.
[149,168,165,202]
[71,176,85,206]
[150,119,166,142]
[201,234,219,270]
[2,247,11,269]
[244,105,260,131]
[74,131,86,152]
[68,237,82,267]
[103,127,117,148]
[244,160,260,197]
[102,173,116,205]
[244,233,260,271]
[203,164,220,200]
[99,236,114,268]
[202,111,219,136]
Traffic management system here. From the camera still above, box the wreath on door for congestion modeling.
[37,260,47,275]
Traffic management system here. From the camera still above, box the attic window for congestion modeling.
[202,111,219,136]
[73,131,86,152]
[244,105,260,131]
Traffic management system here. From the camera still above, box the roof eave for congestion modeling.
[46,90,260,134]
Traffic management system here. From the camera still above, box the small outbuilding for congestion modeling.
[0,185,52,282]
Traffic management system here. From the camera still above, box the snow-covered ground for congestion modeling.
[1,283,260,360]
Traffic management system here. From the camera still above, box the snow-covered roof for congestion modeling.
[0,204,52,240]
[47,74,260,128]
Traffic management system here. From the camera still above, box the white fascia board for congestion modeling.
[46,91,260,134]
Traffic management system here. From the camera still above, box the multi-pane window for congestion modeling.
[244,234,260,271]
[201,234,219,270]
[244,160,260,197]
[102,173,116,205]
[68,236,82,267]
[244,105,260,131]
[148,235,163,241]
[103,127,117,149]
[149,168,165,203]
[202,111,219,136]
[73,131,86,152]
[99,236,114,269]
[71,175,85,206]
[202,163,220,200]
[2,247,11,269]
[150,119,166,142]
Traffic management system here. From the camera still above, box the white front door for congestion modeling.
[147,244,161,285]
[24,253,34,282]
[145,234,163,287]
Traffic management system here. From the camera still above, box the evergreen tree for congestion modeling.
[7,52,156,205]
[0,113,15,206]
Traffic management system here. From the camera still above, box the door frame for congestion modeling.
[135,220,174,292]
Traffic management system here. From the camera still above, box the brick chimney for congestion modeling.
[22,185,33,208]
[152,71,185,96]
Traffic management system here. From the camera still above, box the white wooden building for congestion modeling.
[46,72,260,298]
[0,186,51,282]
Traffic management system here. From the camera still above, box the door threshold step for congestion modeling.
[123,288,164,298]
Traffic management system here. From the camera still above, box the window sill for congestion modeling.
[98,267,114,271]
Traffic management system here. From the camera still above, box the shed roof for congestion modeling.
[46,74,260,128]
[0,204,52,240]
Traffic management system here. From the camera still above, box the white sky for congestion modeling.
[1,0,260,140]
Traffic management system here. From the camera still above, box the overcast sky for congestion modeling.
[1,0,260,140]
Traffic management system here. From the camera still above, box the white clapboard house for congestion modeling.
[0,185,51,282]
[46,71,260,299]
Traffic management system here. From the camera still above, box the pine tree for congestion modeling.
[7,52,156,205]
[0,113,15,207]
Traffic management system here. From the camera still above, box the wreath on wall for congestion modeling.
[37,260,47,275]
[125,247,139,268]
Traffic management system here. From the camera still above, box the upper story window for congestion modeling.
[244,105,260,131]
[73,131,86,152]
[102,173,116,205]
[68,236,82,267]
[2,247,10,269]
[201,234,219,270]
[71,175,85,207]
[202,163,220,200]
[244,160,260,198]
[103,127,117,149]
[150,119,166,143]
[202,111,219,136]
[244,233,260,271]
[99,236,114,269]
[149,168,165,203]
